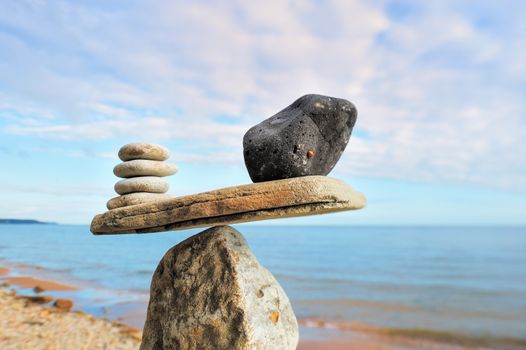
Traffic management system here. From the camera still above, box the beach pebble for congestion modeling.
[140,226,298,350]
[114,177,169,195]
[243,94,357,182]
[113,160,177,178]
[53,298,74,311]
[118,143,170,161]
[107,192,172,210]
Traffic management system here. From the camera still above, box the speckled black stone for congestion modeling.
[243,94,357,183]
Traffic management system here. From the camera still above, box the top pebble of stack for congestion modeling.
[118,143,170,161]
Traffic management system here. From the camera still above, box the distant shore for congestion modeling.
[1,259,524,350]
[0,219,56,225]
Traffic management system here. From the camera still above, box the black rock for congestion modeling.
[243,94,357,182]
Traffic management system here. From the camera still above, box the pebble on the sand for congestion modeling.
[243,94,357,182]
[113,160,177,178]
[118,143,170,162]
[107,192,172,210]
[114,177,170,195]
[53,298,74,311]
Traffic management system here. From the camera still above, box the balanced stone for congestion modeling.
[113,160,177,178]
[107,192,172,210]
[91,176,366,235]
[114,177,169,195]
[243,94,357,182]
[140,226,298,350]
[118,143,170,162]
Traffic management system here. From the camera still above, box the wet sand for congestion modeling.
[3,276,77,291]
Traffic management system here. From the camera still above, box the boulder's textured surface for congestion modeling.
[113,160,177,178]
[91,176,366,234]
[243,94,357,182]
[140,226,298,350]
[114,177,169,195]
[107,192,173,210]
[118,143,170,162]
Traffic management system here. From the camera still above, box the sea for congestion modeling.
[1,224,525,347]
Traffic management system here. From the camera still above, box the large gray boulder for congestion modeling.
[140,226,298,350]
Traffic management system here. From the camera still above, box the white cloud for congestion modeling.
[0,0,525,193]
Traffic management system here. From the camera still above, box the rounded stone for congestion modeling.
[118,143,170,161]
[140,226,298,350]
[114,177,169,195]
[113,160,177,178]
[107,192,173,210]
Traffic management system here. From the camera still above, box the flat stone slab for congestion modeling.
[90,176,366,235]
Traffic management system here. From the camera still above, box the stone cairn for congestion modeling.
[90,94,367,350]
[107,143,177,210]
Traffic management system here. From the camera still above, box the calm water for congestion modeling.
[1,224,525,343]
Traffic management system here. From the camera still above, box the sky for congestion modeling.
[0,0,525,225]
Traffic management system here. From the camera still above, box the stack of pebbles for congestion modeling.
[107,143,177,210]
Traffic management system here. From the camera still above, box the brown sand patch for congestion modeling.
[0,266,9,275]
[4,276,77,291]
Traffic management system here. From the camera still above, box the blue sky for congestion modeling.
[0,0,525,225]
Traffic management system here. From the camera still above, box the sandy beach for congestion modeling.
[0,268,141,350]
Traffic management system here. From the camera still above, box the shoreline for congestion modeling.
[1,259,523,350]
[0,259,149,327]
[0,285,141,349]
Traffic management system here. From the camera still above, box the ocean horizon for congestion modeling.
[1,223,525,348]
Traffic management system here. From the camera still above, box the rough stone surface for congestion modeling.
[114,177,169,195]
[118,143,170,161]
[91,176,366,234]
[113,160,177,178]
[107,192,173,210]
[243,94,357,182]
[140,226,298,350]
